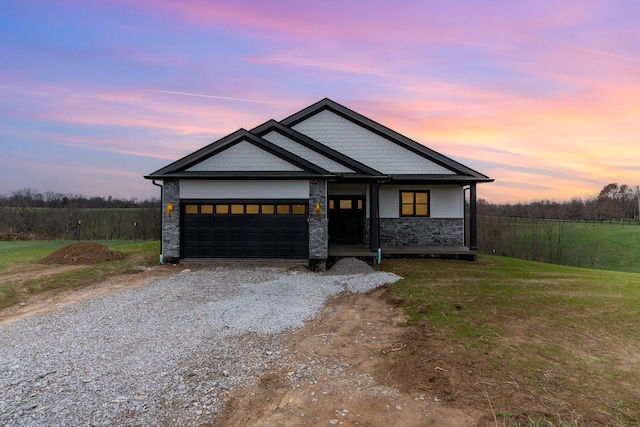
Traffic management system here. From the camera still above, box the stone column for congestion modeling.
[308,179,328,270]
[162,179,180,263]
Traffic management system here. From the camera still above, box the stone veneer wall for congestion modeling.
[308,180,328,270]
[162,179,180,263]
[379,218,464,247]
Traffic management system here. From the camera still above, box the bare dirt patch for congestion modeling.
[217,286,488,426]
[40,242,126,264]
[1,264,86,284]
[0,266,174,326]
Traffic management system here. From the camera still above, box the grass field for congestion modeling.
[479,218,640,273]
[558,222,640,272]
[383,256,640,426]
[0,240,160,310]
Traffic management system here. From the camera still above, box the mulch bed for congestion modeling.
[41,242,126,265]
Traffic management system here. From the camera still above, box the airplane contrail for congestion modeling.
[146,89,295,106]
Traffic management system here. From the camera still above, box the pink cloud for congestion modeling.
[249,54,385,77]
[81,0,592,48]
[1,82,296,160]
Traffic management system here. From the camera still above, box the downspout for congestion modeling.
[376,182,381,264]
[152,180,164,264]
[464,185,469,248]
[469,183,478,251]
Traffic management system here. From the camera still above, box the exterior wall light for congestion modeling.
[314,202,322,216]
[166,202,174,213]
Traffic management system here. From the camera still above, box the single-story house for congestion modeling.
[145,98,492,268]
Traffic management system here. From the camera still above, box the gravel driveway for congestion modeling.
[0,265,400,426]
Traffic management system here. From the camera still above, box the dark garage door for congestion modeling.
[181,201,309,258]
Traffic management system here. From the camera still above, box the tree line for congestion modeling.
[477,183,639,222]
[0,189,160,241]
[0,188,158,209]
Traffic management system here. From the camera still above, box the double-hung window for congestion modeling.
[400,191,430,217]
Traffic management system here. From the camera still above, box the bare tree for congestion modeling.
[597,183,635,222]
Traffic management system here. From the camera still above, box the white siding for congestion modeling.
[379,185,463,218]
[180,180,310,199]
[292,110,455,175]
[262,131,354,173]
[187,141,302,172]
[327,183,367,195]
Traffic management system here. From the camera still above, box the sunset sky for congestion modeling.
[1,0,638,203]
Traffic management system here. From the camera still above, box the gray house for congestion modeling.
[145,98,492,268]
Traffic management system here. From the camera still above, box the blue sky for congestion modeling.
[2,0,639,203]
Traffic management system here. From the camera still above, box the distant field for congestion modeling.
[558,221,640,271]
[478,218,640,273]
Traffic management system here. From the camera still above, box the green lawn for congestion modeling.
[383,256,640,426]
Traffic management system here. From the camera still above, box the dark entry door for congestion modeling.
[328,196,365,244]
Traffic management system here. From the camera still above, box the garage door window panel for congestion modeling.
[277,205,290,214]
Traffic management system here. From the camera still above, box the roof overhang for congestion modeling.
[386,174,495,185]
[144,171,335,180]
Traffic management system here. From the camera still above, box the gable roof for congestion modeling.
[280,98,491,180]
[251,119,386,178]
[146,98,493,184]
[146,128,333,179]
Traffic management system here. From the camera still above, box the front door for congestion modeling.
[328,196,365,244]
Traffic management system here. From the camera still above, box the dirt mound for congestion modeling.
[41,242,126,265]
[327,257,373,275]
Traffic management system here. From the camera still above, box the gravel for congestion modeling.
[0,265,401,426]
[327,257,374,275]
